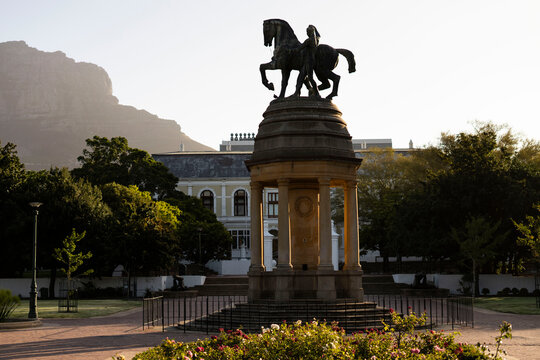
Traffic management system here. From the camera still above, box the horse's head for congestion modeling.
[263,20,276,47]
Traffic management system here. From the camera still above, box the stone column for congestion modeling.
[343,181,361,271]
[276,178,292,270]
[249,181,265,272]
[318,178,333,270]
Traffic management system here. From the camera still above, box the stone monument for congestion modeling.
[247,20,362,301]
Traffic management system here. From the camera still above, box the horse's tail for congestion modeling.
[337,48,356,73]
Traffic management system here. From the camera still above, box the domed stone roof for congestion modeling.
[246,97,361,168]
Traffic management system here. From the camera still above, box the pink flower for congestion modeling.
[434,345,444,352]
[186,351,193,357]
[196,346,204,352]
[411,348,420,353]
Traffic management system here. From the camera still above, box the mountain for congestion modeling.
[0,41,213,170]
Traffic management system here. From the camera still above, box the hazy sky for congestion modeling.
[2,0,539,149]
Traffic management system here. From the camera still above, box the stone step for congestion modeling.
[363,282,409,295]
[362,275,396,283]
[191,284,248,296]
[179,303,391,333]
[204,276,248,285]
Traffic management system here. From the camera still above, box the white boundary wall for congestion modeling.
[393,274,536,295]
[0,275,203,298]
[206,259,251,275]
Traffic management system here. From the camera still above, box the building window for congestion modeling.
[200,190,214,212]
[267,192,278,218]
[230,230,250,249]
[234,189,247,216]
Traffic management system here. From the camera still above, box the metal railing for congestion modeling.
[142,296,164,331]
[142,294,474,333]
[365,294,474,329]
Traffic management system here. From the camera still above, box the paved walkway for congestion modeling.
[447,307,540,360]
[0,306,539,359]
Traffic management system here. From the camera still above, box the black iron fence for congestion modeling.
[142,294,474,334]
[364,294,474,329]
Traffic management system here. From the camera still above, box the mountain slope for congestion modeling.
[0,41,213,170]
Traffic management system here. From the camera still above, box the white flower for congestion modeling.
[295,320,302,326]
[271,323,280,330]
[261,326,269,333]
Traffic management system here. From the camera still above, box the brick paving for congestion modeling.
[0,308,207,360]
[0,305,539,359]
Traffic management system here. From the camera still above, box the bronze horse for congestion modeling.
[260,19,356,99]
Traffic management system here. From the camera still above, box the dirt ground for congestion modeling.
[0,306,538,360]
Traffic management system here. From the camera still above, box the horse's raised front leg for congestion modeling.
[278,69,291,98]
[259,62,275,91]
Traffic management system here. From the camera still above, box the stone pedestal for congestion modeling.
[246,97,363,302]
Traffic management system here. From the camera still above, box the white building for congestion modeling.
[154,135,409,274]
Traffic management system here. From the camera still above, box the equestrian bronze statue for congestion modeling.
[260,19,356,100]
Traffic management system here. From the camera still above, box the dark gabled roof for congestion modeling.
[153,152,252,179]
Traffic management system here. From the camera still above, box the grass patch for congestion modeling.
[10,299,141,319]
[474,297,540,315]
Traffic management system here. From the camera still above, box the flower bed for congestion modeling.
[125,311,510,360]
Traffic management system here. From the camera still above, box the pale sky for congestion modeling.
[2,0,539,150]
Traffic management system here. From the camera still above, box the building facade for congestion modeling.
[154,135,407,274]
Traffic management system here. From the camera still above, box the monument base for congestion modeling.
[248,268,364,302]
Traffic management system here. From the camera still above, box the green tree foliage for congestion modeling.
[0,167,109,294]
[513,203,540,261]
[72,136,178,198]
[451,216,507,295]
[356,148,441,266]
[0,142,28,272]
[53,229,93,280]
[0,141,25,195]
[165,193,232,265]
[361,123,539,273]
[99,183,182,277]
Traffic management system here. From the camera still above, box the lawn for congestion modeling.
[474,297,540,315]
[10,299,141,319]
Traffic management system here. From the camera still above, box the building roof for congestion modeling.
[153,152,252,179]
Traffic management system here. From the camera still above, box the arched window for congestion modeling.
[200,190,214,212]
[234,189,247,216]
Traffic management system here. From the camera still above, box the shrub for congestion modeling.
[511,287,519,296]
[481,287,490,296]
[519,288,529,296]
[0,289,21,321]
[129,313,508,360]
[532,289,540,297]
[499,287,511,296]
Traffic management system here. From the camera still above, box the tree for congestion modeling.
[0,168,110,296]
[356,122,539,274]
[53,229,93,311]
[513,203,540,261]
[356,148,436,269]
[0,141,25,195]
[395,123,539,273]
[53,228,93,281]
[72,136,178,198]
[99,183,182,291]
[451,216,507,296]
[165,194,232,266]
